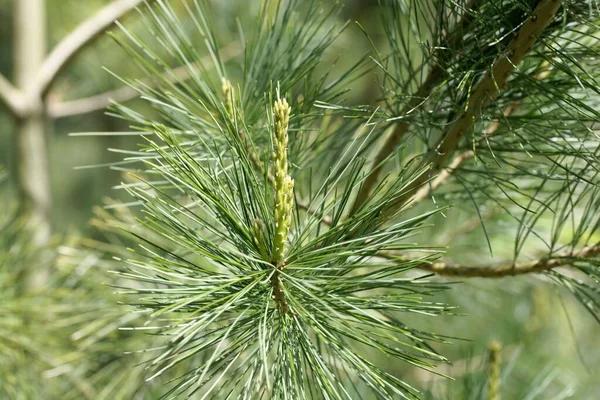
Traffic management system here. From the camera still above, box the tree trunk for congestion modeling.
[14,0,51,290]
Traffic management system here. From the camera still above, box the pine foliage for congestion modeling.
[7,0,599,398]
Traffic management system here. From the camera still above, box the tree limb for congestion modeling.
[35,0,154,96]
[383,0,563,219]
[410,102,517,205]
[47,42,242,119]
[350,69,443,214]
[383,243,600,278]
[417,243,600,278]
[350,0,480,214]
[48,84,141,119]
[0,73,27,117]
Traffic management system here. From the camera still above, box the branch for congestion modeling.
[384,243,600,278]
[417,243,600,278]
[0,73,27,117]
[410,102,517,205]
[383,0,563,218]
[349,68,443,213]
[36,0,154,96]
[350,0,480,214]
[47,42,242,119]
[48,83,139,119]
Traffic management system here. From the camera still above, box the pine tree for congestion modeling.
[79,0,600,397]
[2,0,600,398]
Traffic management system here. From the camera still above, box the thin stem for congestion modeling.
[270,270,289,315]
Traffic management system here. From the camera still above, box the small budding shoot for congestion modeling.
[272,97,294,266]
[487,341,502,400]
[252,218,268,259]
[222,78,275,186]
[222,77,234,118]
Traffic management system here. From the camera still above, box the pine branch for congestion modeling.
[383,0,563,219]
[35,0,155,96]
[48,42,242,119]
[393,242,600,278]
[0,73,27,117]
[410,102,518,205]
[76,1,600,396]
[350,0,480,214]
[350,68,443,213]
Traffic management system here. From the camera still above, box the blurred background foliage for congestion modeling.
[0,0,599,398]
[1,0,380,233]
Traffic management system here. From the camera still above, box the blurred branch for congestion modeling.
[385,242,600,278]
[48,42,242,119]
[36,0,155,96]
[350,68,443,214]
[412,344,518,384]
[383,0,563,219]
[0,73,27,117]
[436,206,499,246]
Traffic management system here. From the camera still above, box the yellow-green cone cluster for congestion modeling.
[221,77,234,118]
[272,98,294,265]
